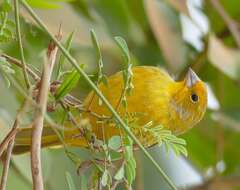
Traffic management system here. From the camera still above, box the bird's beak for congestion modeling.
[185,68,201,88]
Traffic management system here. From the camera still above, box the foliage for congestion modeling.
[140,122,187,156]
[0,0,15,43]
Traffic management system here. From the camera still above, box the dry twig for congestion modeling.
[0,140,14,190]
[31,31,61,190]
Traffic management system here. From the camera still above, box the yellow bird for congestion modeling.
[13,66,207,154]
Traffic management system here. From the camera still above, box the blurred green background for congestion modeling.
[1,0,240,189]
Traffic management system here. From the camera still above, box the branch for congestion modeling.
[31,33,61,190]
[210,0,240,48]
[0,140,14,190]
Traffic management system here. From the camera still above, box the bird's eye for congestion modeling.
[191,93,199,103]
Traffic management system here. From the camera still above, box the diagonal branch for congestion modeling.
[31,33,61,190]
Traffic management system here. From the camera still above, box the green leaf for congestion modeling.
[57,30,75,79]
[55,69,80,100]
[124,157,136,185]
[65,172,76,190]
[129,156,136,169]
[101,74,108,86]
[142,121,153,129]
[114,36,130,64]
[101,169,110,187]
[114,165,125,180]
[124,135,133,146]
[124,146,133,161]
[90,29,106,86]
[174,144,188,157]
[114,36,133,105]
[90,29,102,61]
[124,164,133,185]
[108,135,121,151]
[142,123,188,157]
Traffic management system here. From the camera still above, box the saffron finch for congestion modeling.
[13,66,207,154]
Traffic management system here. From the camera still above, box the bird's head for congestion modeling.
[170,68,208,133]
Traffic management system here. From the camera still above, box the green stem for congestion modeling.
[20,1,177,189]
[0,12,8,36]
[14,0,31,89]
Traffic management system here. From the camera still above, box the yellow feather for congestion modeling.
[13,66,207,154]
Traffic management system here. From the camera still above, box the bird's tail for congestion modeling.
[13,125,88,154]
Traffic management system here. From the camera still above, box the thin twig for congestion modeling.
[64,94,82,105]
[76,107,110,120]
[210,0,240,48]
[0,53,40,81]
[0,140,14,190]
[31,33,61,190]
[13,0,31,88]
